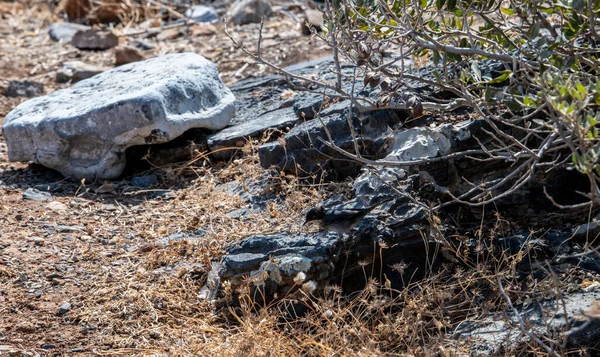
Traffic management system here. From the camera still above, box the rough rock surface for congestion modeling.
[48,22,91,42]
[5,80,44,98]
[217,167,430,298]
[228,0,273,25]
[2,53,235,180]
[455,287,600,355]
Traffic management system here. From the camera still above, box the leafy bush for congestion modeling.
[303,0,600,206]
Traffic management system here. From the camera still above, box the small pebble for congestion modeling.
[58,301,71,315]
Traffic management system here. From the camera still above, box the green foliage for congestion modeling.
[326,0,600,198]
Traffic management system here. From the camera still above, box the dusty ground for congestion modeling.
[0,1,333,355]
[2,2,600,356]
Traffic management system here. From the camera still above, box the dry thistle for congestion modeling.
[301,281,317,294]
[293,272,307,285]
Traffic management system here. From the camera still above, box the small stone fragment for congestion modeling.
[46,201,68,212]
[58,301,71,315]
[95,183,117,194]
[55,61,106,84]
[23,188,52,201]
[5,80,43,98]
[129,39,156,50]
[301,10,324,35]
[184,5,218,23]
[48,22,91,42]
[114,45,145,65]
[31,237,45,246]
[156,28,181,41]
[71,29,118,50]
[228,0,273,25]
[190,24,218,37]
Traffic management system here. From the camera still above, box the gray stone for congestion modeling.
[185,5,218,23]
[218,232,343,295]
[228,0,273,25]
[292,93,322,119]
[55,61,107,84]
[384,122,472,163]
[48,22,91,42]
[128,39,156,51]
[23,188,52,201]
[217,172,429,298]
[5,80,43,97]
[3,53,236,180]
[71,29,118,50]
[58,301,71,315]
[258,101,403,179]
[455,287,600,355]
[207,107,299,158]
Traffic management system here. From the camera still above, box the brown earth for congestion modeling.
[0,1,333,355]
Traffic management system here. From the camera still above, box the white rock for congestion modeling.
[2,53,236,180]
[185,5,218,23]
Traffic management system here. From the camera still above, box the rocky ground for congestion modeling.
[1,1,600,357]
[0,1,333,355]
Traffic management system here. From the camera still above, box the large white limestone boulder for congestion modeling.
[2,53,235,180]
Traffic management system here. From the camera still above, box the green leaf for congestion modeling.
[447,0,457,11]
[436,0,446,9]
[420,0,428,9]
[485,71,513,84]
[576,81,587,96]
[530,22,540,38]
[433,51,440,65]
[500,7,515,15]
[523,96,535,107]
[564,56,577,69]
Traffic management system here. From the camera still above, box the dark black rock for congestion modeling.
[5,80,44,98]
[207,107,300,158]
[217,170,431,298]
[292,93,323,119]
[218,231,343,298]
[258,101,405,180]
[131,174,158,188]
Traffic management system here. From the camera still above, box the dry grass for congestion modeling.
[1,2,600,356]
